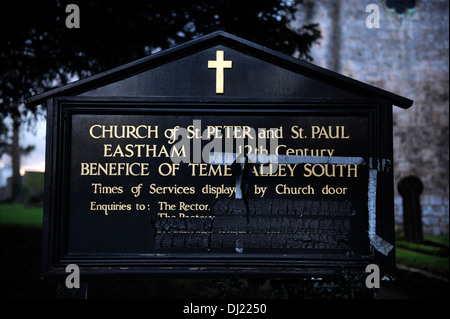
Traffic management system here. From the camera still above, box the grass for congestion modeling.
[396,239,448,256]
[426,235,450,247]
[395,230,449,278]
[0,203,43,227]
[396,247,449,278]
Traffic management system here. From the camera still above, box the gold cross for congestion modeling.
[208,50,232,94]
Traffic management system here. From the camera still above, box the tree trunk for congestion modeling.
[11,114,22,203]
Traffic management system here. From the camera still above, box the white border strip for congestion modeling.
[368,169,394,256]
[209,152,365,166]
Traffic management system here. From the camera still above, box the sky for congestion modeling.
[0,115,47,177]
[20,117,47,174]
[1,76,78,179]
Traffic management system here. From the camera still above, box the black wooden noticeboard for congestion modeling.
[27,31,413,279]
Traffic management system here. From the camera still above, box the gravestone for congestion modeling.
[27,31,412,281]
[398,175,424,243]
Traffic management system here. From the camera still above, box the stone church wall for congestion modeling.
[294,0,449,235]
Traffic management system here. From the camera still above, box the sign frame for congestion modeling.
[41,96,395,279]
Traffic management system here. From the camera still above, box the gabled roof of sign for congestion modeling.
[27,31,413,109]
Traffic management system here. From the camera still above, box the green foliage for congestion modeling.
[396,240,448,256]
[214,268,372,299]
[22,171,45,207]
[425,235,449,247]
[215,275,268,298]
[396,248,449,278]
[1,0,321,117]
[395,229,449,278]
